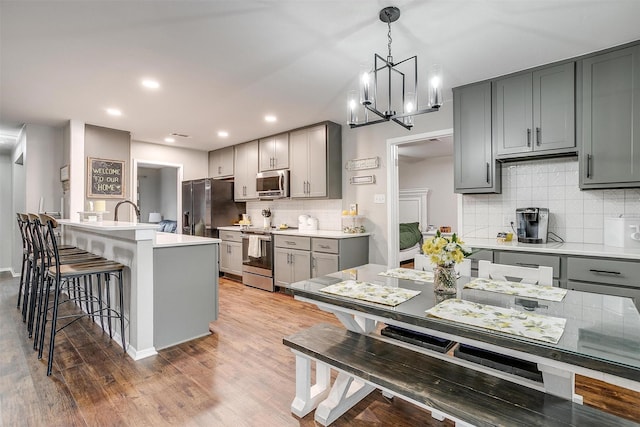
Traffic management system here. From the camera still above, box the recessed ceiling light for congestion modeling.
[106,108,122,116]
[164,137,175,143]
[264,115,277,123]
[142,79,160,89]
[218,131,229,138]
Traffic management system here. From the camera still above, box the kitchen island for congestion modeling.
[58,220,220,359]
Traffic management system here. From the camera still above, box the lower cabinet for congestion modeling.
[275,234,369,288]
[566,257,640,310]
[219,230,243,276]
[275,247,311,287]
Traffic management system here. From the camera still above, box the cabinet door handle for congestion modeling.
[486,162,490,183]
[589,269,621,275]
[517,262,539,268]
[586,154,592,179]
[285,241,297,246]
[286,253,290,264]
[536,127,541,146]
[320,245,330,249]
[527,128,531,147]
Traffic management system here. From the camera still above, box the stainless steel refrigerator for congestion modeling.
[182,178,245,237]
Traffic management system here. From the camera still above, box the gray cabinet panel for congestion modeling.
[312,252,339,277]
[259,133,289,171]
[208,146,234,178]
[495,73,532,155]
[454,82,500,193]
[495,63,575,158]
[220,240,242,276]
[533,63,575,152]
[580,44,640,188]
[234,141,259,200]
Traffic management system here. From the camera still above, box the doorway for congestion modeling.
[386,129,460,267]
[132,159,183,229]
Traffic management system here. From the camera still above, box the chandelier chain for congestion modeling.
[387,20,393,60]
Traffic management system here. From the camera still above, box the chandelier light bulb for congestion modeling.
[429,64,443,108]
[360,67,373,105]
[347,90,358,125]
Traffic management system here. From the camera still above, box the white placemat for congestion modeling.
[378,267,434,283]
[464,278,567,302]
[426,298,566,344]
[319,280,421,307]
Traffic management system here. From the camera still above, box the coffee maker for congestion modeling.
[516,208,549,244]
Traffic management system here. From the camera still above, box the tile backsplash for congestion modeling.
[246,199,343,230]
[461,158,640,244]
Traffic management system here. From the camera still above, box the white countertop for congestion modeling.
[154,232,220,247]
[463,237,640,260]
[58,219,161,231]
[217,225,370,239]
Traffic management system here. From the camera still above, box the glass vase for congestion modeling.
[433,264,457,294]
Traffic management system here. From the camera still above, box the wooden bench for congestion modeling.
[283,323,639,427]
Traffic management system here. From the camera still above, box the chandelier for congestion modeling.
[347,6,442,130]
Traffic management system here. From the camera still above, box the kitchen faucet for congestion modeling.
[114,200,141,222]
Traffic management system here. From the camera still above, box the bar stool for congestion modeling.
[16,213,32,316]
[37,215,127,375]
[28,214,103,346]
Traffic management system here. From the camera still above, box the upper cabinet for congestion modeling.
[289,121,342,199]
[208,146,234,178]
[259,133,289,171]
[454,82,501,194]
[494,62,576,159]
[233,140,259,200]
[579,44,640,189]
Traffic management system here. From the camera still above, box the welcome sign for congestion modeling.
[87,157,125,198]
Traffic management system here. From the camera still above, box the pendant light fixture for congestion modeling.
[347,6,442,130]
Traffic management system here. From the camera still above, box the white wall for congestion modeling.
[461,157,640,244]
[160,167,178,221]
[24,124,63,213]
[399,155,457,232]
[11,131,26,274]
[341,101,455,264]
[0,154,13,271]
[137,167,161,222]
[131,140,208,181]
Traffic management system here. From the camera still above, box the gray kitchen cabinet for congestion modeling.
[289,121,342,199]
[494,63,575,159]
[219,230,242,276]
[494,250,561,286]
[566,256,640,309]
[208,146,234,178]
[234,140,259,200]
[274,236,312,288]
[259,133,289,171]
[579,43,640,189]
[454,82,500,193]
[311,237,369,278]
[275,234,369,287]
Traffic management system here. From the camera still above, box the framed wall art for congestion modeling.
[87,157,125,198]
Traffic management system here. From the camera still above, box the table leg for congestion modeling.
[331,310,377,334]
[537,364,582,403]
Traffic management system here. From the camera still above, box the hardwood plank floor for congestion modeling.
[1,271,639,426]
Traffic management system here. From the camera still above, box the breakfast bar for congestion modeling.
[58,220,220,359]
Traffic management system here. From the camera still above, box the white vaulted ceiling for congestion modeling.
[1,1,640,152]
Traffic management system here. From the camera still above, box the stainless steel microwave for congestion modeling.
[256,170,289,199]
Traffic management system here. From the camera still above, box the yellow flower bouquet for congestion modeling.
[422,231,472,268]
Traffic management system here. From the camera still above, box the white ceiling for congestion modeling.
[2,1,640,153]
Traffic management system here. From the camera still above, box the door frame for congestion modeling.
[386,128,460,267]
[132,159,183,229]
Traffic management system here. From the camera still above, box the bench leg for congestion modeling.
[291,352,331,418]
[314,372,375,426]
[538,364,582,403]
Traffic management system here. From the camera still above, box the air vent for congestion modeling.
[170,132,191,138]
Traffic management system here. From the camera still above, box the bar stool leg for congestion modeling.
[105,273,113,339]
[118,271,126,352]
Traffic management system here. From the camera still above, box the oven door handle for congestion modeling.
[241,234,271,241]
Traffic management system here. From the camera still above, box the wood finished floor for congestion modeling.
[1,271,639,426]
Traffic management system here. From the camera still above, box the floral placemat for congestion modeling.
[319,280,421,307]
[378,268,434,283]
[426,299,566,344]
[464,278,567,302]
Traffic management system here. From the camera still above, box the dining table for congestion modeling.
[289,264,640,404]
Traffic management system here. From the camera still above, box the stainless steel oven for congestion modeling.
[241,229,274,291]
